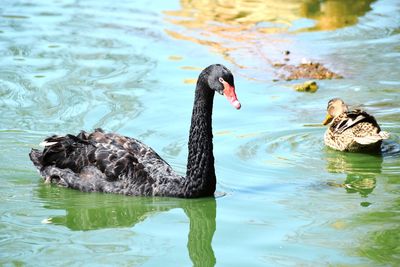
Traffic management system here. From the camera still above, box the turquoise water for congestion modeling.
[1,0,400,266]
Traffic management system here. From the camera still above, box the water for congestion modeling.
[1,0,400,266]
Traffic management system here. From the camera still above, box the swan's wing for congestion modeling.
[33,131,148,181]
[30,129,183,195]
[86,130,183,182]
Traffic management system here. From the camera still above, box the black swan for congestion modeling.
[29,64,241,198]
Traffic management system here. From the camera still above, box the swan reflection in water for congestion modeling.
[37,186,216,267]
[325,149,383,199]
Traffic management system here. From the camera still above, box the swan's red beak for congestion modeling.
[222,81,241,110]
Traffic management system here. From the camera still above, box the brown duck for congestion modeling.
[323,98,389,152]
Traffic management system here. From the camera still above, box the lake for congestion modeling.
[1,0,399,266]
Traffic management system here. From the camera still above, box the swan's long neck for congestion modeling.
[184,78,216,198]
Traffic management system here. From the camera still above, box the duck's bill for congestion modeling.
[322,114,333,125]
[222,83,241,110]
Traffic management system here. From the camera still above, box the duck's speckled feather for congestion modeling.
[324,109,388,152]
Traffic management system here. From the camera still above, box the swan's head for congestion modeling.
[205,64,241,110]
[323,98,348,125]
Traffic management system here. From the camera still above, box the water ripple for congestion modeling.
[0,1,164,133]
[1,1,400,266]
[237,128,325,168]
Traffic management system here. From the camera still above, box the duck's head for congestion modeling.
[322,98,348,125]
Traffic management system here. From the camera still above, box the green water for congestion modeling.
[1,0,400,266]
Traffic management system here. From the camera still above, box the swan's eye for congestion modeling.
[218,77,225,83]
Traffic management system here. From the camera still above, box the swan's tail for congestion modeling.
[39,134,93,170]
[29,133,99,187]
[29,135,71,170]
[29,149,43,169]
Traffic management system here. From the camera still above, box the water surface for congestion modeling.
[1,0,400,266]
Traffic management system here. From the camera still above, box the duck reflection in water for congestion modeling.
[37,186,216,267]
[325,150,383,198]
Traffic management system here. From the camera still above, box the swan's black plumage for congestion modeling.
[29,64,240,198]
